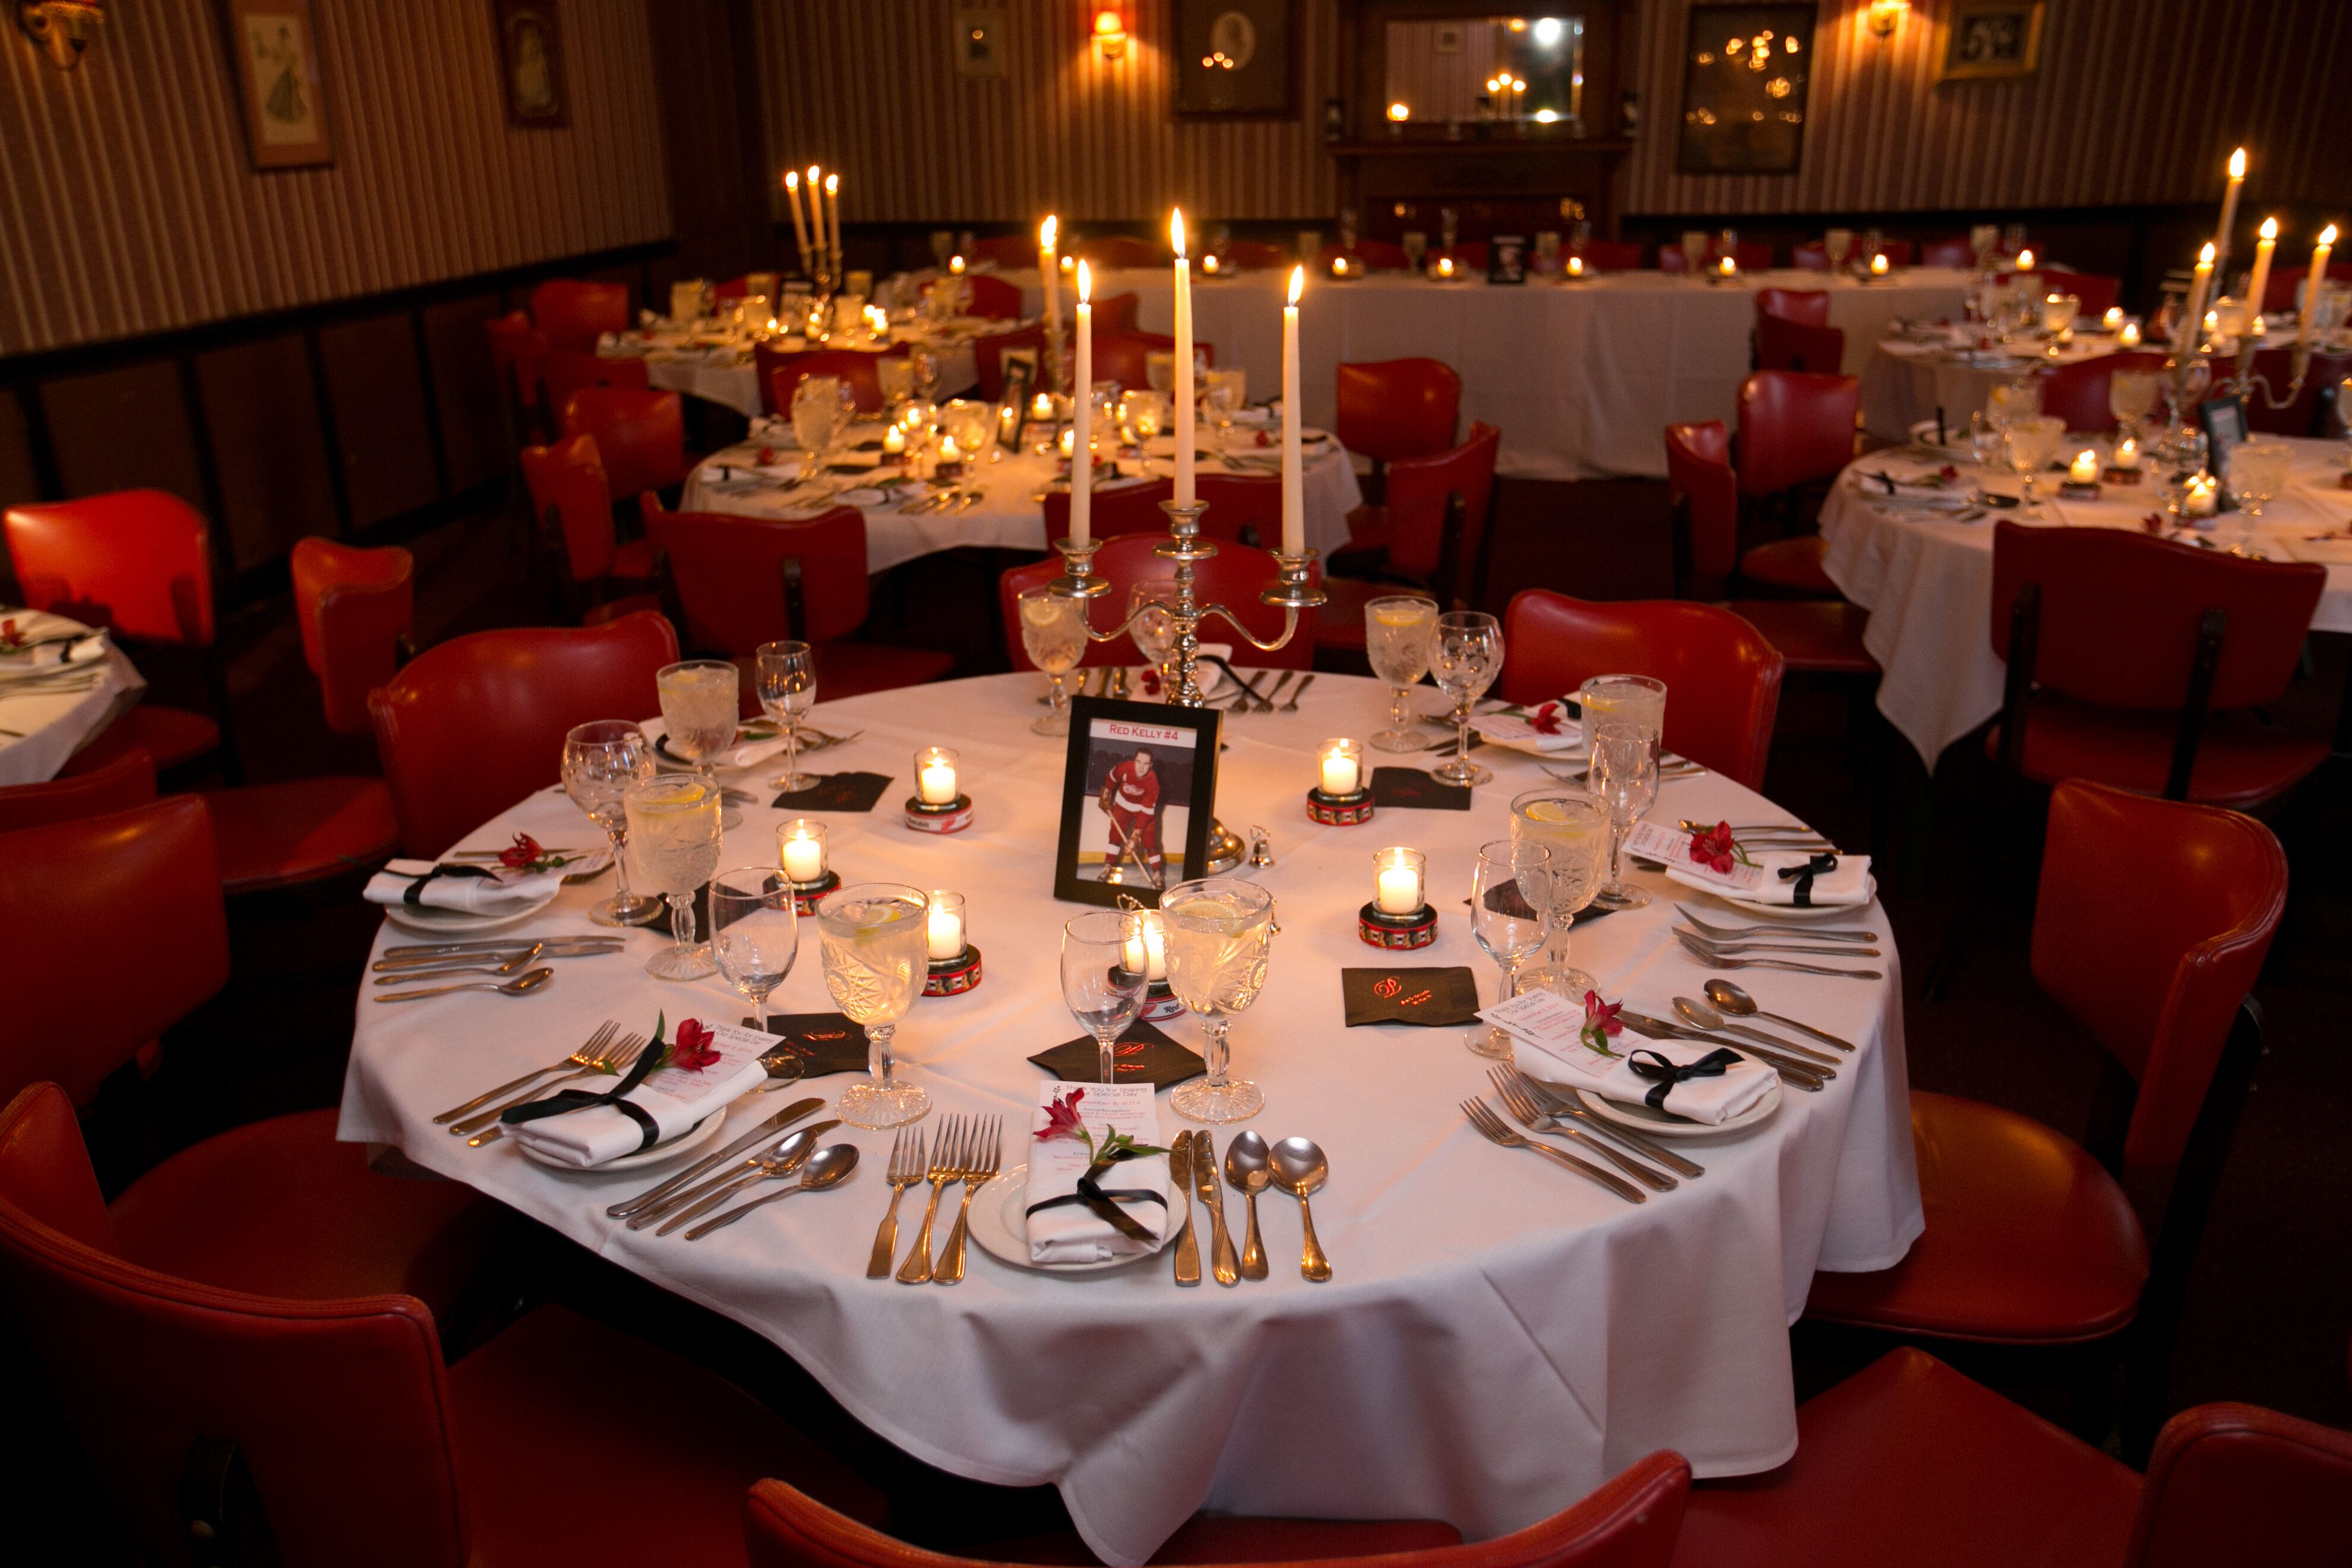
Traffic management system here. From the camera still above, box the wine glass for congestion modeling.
[1507,788,1608,998]
[2004,415,2064,516]
[819,883,932,1128]
[1968,409,2003,469]
[1203,375,1241,459]
[562,720,661,927]
[2225,438,2293,552]
[911,346,943,403]
[657,658,741,827]
[1585,719,1660,911]
[1468,839,1552,1058]
[1402,230,1428,274]
[1986,378,2041,428]
[1365,595,1438,751]
[709,867,802,1046]
[1430,610,1504,787]
[1062,909,1147,1085]
[1126,580,1182,697]
[1019,589,1088,735]
[754,640,818,792]
[2108,369,2159,437]
[790,374,845,475]
[624,774,722,980]
[1161,878,1276,1124]
[1825,228,1854,273]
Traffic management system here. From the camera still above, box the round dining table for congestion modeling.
[0,611,148,786]
[1862,323,2132,444]
[599,321,989,419]
[337,672,1921,1566]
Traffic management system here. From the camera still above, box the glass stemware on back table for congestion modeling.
[709,868,804,1063]
[1468,839,1552,1059]
[562,719,662,927]
[2225,438,2293,553]
[820,883,933,1128]
[1365,595,1439,753]
[1430,611,1504,788]
[657,658,744,827]
[1019,588,1088,736]
[754,640,818,792]
[624,774,723,980]
[1061,909,1148,1085]
[1508,788,1608,998]
[2003,415,2065,516]
[1579,674,1667,912]
[1160,878,1276,1124]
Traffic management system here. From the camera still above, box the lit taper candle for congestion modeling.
[805,166,826,259]
[783,172,813,276]
[1172,208,1196,505]
[824,173,841,276]
[2180,242,2215,350]
[2214,147,2247,282]
[2299,225,2337,346]
[1281,264,1304,557]
[1039,216,1062,386]
[1071,261,1093,548]
[2246,217,2278,333]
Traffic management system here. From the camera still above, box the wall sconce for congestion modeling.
[18,0,103,69]
[1867,0,1908,40]
[1091,7,1127,62]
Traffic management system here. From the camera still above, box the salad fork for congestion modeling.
[1487,1070,1677,1191]
[1459,1098,1645,1203]
[866,1128,927,1279]
[432,1020,617,1123]
[1504,1068,1705,1178]
[1674,938,1882,980]
[454,1035,645,1142]
[897,1115,967,1284]
[1676,928,1882,959]
[1677,909,1877,944]
[934,1115,1003,1285]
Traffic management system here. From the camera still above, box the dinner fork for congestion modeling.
[1487,1070,1677,1191]
[1280,674,1314,711]
[1504,1068,1706,1178]
[1260,672,1298,709]
[1673,937,1882,980]
[896,1115,966,1284]
[432,1021,619,1123]
[1676,928,1883,959]
[1676,909,1878,944]
[865,1128,927,1279]
[934,1115,1003,1285]
[1459,1098,1645,1203]
[453,1035,645,1142]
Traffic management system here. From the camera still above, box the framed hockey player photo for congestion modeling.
[1053,696,1221,908]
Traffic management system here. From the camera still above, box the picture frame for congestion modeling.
[1174,0,1296,121]
[1936,1,2047,82]
[1487,235,1529,286]
[998,352,1038,445]
[492,0,567,129]
[220,0,332,170]
[2198,395,2249,510]
[1054,697,1222,908]
[1675,4,1813,177]
[953,7,1007,79]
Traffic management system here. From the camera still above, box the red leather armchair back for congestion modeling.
[1193,473,1282,548]
[0,798,227,1106]
[531,278,629,353]
[966,273,1025,321]
[1499,592,1783,791]
[1735,371,1858,497]
[1790,242,1830,272]
[0,749,155,836]
[1384,422,1501,583]
[369,612,678,858]
[4,490,217,647]
[561,387,687,502]
[644,503,870,652]
[2126,1400,2352,1568]
[2262,261,2352,314]
[1094,291,1141,334]
[2036,350,2171,434]
[1336,358,1462,466]
[1990,522,2323,712]
[2032,782,2286,1183]
[0,1085,469,1568]
[1000,536,1316,672]
[1080,236,1159,269]
[2040,268,2122,319]
[1754,289,1831,327]
[1093,332,1213,394]
[1664,421,1740,579]
[1921,236,1976,267]
[764,347,904,417]
[966,236,1033,268]
[291,538,413,736]
[541,349,649,418]
[976,324,1047,401]
[520,435,624,581]
[1754,314,1847,375]
[1222,240,1291,270]
[2244,347,2352,437]
[485,309,547,411]
[1042,478,1179,548]
[1573,239,1643,271]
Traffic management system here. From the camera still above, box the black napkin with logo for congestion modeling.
[771,772,893,812]
[1341,966,1482,1026]
[751,1013,872,1077]
[1371,767,1473,811]
[1028,1019,1205,1088]
[1462,886,1620,930]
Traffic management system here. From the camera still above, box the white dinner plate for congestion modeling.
[1694,875,1879,922]
[380,886,563,937]
[518,1111,726,1173]
[1564,1067,1782,1139]
[1904,419,1975,457]
[968,1164,1169,1275]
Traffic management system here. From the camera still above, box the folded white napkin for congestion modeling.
[640,717,790,771]
[1471,698,1582,753]
[1586,1040,1775,1125]
[510,1021,772,1168]
[1848,468,1972,504]
[1626,815,1872,907]
[364,858,574,913]
[1025,1081,1172,1264]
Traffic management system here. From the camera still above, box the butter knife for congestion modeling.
[1169,1131,1200,1285]
[1193,1131,1241,1285]
[383,936,627,959]
[606,1098,825,1218]
[1616,1013,1828,1091]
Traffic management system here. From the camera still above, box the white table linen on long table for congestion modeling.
[1820,436,2352,766]
[679,427,1363,574]
[0,619,146,786]
[1862,330,2129,444]
[338,673,1920,1567]
[965,266,1971,480]
[605,331,986,419]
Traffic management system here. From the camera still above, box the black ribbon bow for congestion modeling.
[499,1035,669,1150]
[402,864,494,906]
[1777,853,1839,907]
[1025,1153,1168,1244]
[1627,1047,1745,1111]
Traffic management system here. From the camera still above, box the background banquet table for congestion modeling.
[338,672,1920,1566]
[1862,328,2127,444]
[1820,435,2352,766]
[679,422,1363,573]
[601,331,984,419]
[0,612,146,786]
[972,265,1972,480]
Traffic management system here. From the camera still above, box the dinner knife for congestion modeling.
[606,1098,826,1219]
[1615,1013,1828,1091]
[652,1123,840,1236]
[372,941,625,972]
[1193,1131,1241,1285]
[1168,1131,1200,1286]
[383,935,627,959]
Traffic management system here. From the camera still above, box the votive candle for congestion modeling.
[916,747,959,804]
[2114,436,2140,470]
[2069,450,2100,485]
[1122,911,1168,982]
[926,891,966,961]
[778,819,829,885]
[1318,737,1364,797]
[1374,848,1426,916]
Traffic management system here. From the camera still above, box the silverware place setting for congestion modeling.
[893,1114,1005,1284]
[606,1099,827,1224]
[1485,1069,1679,1191]
[682,1142,859,1240]
[1700,978,1854,1052]
[1671,920,1882,960]
[1461,1097,1646,1202]
[1676,910,1877,946]
[1611,1011,1828,1092]
[451,1030,648,1143]
[653,1124,840,1234]
[1500,1067,1706,1178]
[373,968,555,1003]
[1674,930,1886,975]
[372,937,627,973]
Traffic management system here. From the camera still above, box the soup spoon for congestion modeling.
[1269,1137,1333,1283]
[1702,979,1854,1052]
[1671,996,1840,1070]
[374,968,554,1003]
[684,1143,859,1240]
[373,949,543,985]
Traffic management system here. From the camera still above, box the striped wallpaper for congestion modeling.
[0,0,672,355]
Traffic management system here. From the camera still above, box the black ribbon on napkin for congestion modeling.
[498,1033,669,1149]
[1626,1048,1745,1111]
[1777,853,1839,907]
[403,864,494,905]
[1024,1152,1168,1244]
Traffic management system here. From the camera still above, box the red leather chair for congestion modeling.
[976,324,1047,400]
[0,748,154,835]
[1657,246,1692,274]
[747,1450,1690,1568]
[1572,239,1643,271]
[966,235,1035,268]
[1790,242,1829,272]
[1324,423,1501,652]
[0,1083,883,1568]
[485,309,548,436]
[1222,239,1291,270]
[1336,359,1463,482]
[519,435,660,615]
[369,611,679,858]
[640,500,953,706]
[290,538,413,738]
[1080,235,1160,270]
[2242,346,2352,437]
[5,489,225,776]
[1095,290,1142,334]
[1497,592,1784,791]
[1732,371,1860,595]
[540,349,649,416]
[1042,477,1183,547]
[2040,267,2122,320]
[1754,314,1847,375]
[1986,523,2327,807]
[1673,1347,2352,1567]
[1921,236,1976,267]
[1194,472,1284,549]
[1809,783,2287,1443]
[2261,260,2352,313]
[561,385,689,502]
[530,277,630,353]
[2035,350,2173,433]
[1000,536,1319,672]
[766,347,903,417]
[1754,289,1830,328]
[1095,331,1213,395]
[1317,238,1413,271]
[967,272,1025,320]
[1727,240,1774,271]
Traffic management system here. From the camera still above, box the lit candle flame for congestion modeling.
[2228,147,2247,179]
[2199,241,2216,264]
[1041,214,1057,250]
[807,163,821,186]
[1287,264,1304,305]
[1077,259,1091,304]
[2323,225,2340,246]
[783,171,798,192]
[2016,248,2034,271]
[824,173,837,195]
[2261,216,2278,240]
[1170,208,1186,260]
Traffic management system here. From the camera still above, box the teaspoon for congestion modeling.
[746,1048,808,1092]
[1671,996,1841,1071]
[1269,1136,1333,1283]
[1703,978,1855,1053]
[373,947,543,985]
[656,1126,827,1235]
[684,1143,859,1239]
[1224,1130,1272,1281]
[374,968,555,1003]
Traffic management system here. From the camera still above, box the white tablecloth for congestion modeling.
[1862,331,2129,444]
[0,614,146,786]
[608,331,985,420]
[968,266,1972,480]
[679,425,1363,574]
[1820,438,2352,766]
[338,672,1920,1566]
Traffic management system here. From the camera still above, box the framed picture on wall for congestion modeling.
[1174,0,1296,121]
[492,0,568,128]
[220,0,332,170]
[1676,4,1813,176]
[1936,2,2047,81]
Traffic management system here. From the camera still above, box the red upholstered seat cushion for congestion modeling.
[200,777,400,893]
[612,536,660,580]
[1343,502,1392,552]
[583,592,666,627]
[1723,600,1877,676]
[61,703,220,776]
[981,1516,1465,1566]
[1738,536,1837,595]
[1671,1348,2142,1567]
[452,1304,886,1567]
[106,1109,502,1325]
[1987,695,2328,810]
[1806,1091,2148,1344]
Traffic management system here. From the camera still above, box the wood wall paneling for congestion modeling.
[195,335,337,569]
[421,295,512,494]
[316,315,439,530]
[39,363,207,507]
[0,397,38,527]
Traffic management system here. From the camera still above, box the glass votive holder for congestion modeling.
[905,747,971,833]
[1360,846,1435,949]
[1307,737,1374,825]
[776,818,839,911]
[922,889,981,994]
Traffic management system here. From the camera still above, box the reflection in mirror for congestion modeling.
[1384,15,1584,129]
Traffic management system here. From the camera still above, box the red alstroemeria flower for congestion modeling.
[1036,1087,1087,1142]
[1579,990,1624,1057]
[1689,821,1739,874]
[0,619,20,650]
[2142,512,2166,535]
[1137,667,1162,697]
[758,445,777,466]
[1527,701,1567,736]
[668,1018,720,1072]
[498,832,544,868]
[1937,464,1959,482]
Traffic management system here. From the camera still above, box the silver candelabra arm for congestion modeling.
[2223,335,2312,410]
